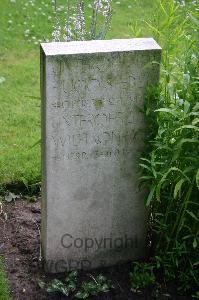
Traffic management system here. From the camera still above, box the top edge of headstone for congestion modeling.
[41,38,161,56]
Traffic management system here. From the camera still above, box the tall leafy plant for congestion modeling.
[139,0,199,293]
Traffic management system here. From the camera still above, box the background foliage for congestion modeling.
[137,0,199,294]
[0,0,158,187]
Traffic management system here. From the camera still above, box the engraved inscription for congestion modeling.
[49,52,157,162]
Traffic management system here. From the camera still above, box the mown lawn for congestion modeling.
[0,0,157,186]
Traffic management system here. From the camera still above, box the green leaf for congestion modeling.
[196,169,199,190]
[189,112,199,116]
[25,95,41,100]
[151,167,157,179]
[156,167,190,201]
[174,179,186,199]
[60,287,69,296]
[192,118,199,126]
[75,291,89,299]
[193,102,199,111]
[183,74,190,87]
[158,0,167,16]
[97,275,106,282]
[193,238,197,249]
[37,280,45,289]
[139,163,152,173]
[140,157,151,163]
[140,176,154,180]
[66,270,78,282]
[175,125,199,132]
[69,270,78,278]
[51,279,63,287]
[155,108,176,116]
[182,234,192,240]
[184,101,191,115]
[47,279,69,296]
[144,21,160,34]
[20,176,29,189]
[30,138,41,149]
[186,210,198,222]
[100,283,109,292]
[145,185,156,206]
[188,13,199,28]
[0,76,6,84]
[67,282,76,292]
[178,138,199,147]
[47,287,55,293]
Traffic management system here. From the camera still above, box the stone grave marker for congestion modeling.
[40,38,161,273]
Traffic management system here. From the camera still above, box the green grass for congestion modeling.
[0,258,11,300]
[0,0,159,186]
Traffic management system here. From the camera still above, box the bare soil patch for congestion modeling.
[0,199,191,300]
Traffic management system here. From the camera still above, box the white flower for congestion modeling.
[24,29,30,35]
[170,138,176,144]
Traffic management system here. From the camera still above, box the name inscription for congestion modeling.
[48,53,154,161]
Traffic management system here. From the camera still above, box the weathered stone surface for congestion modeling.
[41,38,161,273]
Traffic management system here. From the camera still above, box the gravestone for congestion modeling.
[40,38,161,273]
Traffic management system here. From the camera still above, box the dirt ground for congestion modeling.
[0,198,191,300]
